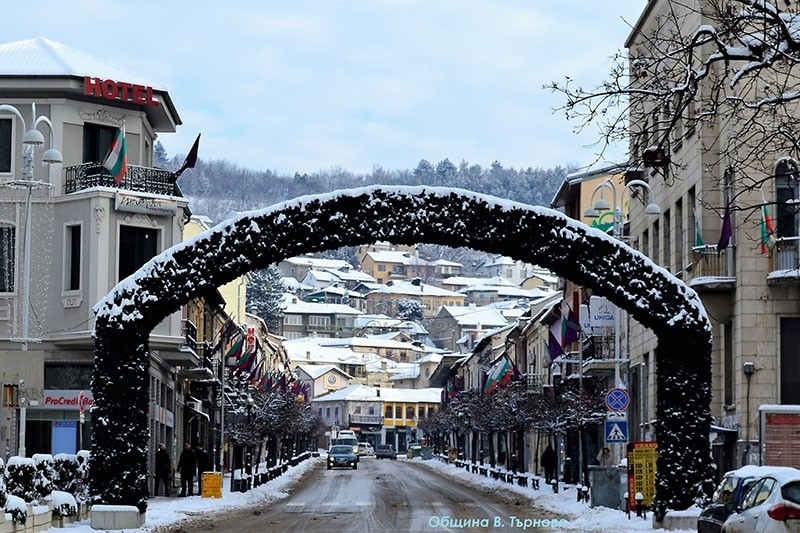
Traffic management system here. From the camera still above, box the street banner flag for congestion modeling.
[103,126,127,184]
[717,200,732,252]
[548,329,564,361]
[561,306,581,347]
[483,357,511,394]
[761,192,776,254]
[175,133,201,178]
[693,208,705,265]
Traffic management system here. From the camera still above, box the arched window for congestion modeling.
[775,159,800,239]
[0,223,15,293]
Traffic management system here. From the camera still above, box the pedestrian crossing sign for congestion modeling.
[605,421,628,443]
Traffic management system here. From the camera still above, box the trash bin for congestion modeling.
[421,446,434,460]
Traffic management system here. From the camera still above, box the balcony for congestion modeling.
[64,162,180,196]
[768,237,800,284]
[349,413,384,426]
[685,245,735,292]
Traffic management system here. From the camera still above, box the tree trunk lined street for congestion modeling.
[153,458,578,532]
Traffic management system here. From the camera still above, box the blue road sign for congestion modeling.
[605,388,630,412]
[605,420,628,443]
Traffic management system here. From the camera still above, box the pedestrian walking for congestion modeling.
[196,444,211,495]
[177,441,197,497]
[541,444,556,483]
[154,443,171,497]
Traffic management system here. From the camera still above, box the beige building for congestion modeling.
[607,0,800,474]
[0,37,215,480]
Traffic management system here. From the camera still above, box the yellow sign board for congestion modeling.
[202,472,223,499]
[627,441,657,509]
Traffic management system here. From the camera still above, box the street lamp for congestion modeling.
[0,103,62,352]
[584,177,660,388]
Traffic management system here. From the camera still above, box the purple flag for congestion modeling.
[717,201,732,252]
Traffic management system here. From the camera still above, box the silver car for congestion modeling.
[721,467,800,533]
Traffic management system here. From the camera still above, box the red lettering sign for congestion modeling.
[84,76,159,107]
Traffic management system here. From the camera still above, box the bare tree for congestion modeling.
[550,0,800,215]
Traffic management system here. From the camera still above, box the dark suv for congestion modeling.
[375,444,397,460]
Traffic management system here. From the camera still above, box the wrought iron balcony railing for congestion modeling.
[771,236,800,271]
[64,162,180,196]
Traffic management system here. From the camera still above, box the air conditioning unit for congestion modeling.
[187,400,202,412]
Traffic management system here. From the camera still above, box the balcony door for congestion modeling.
[781,317,800,404]
[83,123,117,164]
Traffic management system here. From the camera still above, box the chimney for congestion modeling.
[376,385,381,397]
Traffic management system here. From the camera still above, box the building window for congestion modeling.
[354,406,362,414]
[83,123,118,164]
[0,118,12,173]
[394,405,401,418]
[283,315,302,325]
[309,315,330,327]
[118,225,158,281]
[65,224,82,291]
[776,160,800,239]
[368,406,374,415]
[44,364,92,389]
[377,264,386,272]
[0,224,14,292]
[334,407,339,417]
[326,407,330,418]
[406,406,415,420]
[385,405,392,418]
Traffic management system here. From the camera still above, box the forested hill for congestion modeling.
[159,143,573,222]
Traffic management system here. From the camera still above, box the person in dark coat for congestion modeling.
[154,443,171,496]
[541,444,557,483]
[195,444,211,495]
[177,441,197,496]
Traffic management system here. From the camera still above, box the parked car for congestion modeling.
[720,466,800,533]
[698,465,782,533]
[407,442,423,458]
[358,442,375,456]
[375,444,397,460]
[327,445,359,470]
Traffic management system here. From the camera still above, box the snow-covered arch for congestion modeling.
[91,186,712,515]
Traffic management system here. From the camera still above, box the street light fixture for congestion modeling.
[0,103,63,352]
[584,177,661,387]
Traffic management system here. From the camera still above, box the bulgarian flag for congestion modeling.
[483,357,511,395]
[102,126,128,184]
[761,192,776,254]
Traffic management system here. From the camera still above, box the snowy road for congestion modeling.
[151,457,573,532]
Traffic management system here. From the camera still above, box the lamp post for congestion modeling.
[0,103,62,352]
[584,178,660,388]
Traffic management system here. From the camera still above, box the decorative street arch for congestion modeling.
[91,186,712,515]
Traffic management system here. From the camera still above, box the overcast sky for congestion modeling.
[7,1,644,175]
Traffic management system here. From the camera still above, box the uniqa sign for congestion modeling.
[84,76,159,107]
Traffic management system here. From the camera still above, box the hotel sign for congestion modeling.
[84,76,159,107]
[115,192,178,216]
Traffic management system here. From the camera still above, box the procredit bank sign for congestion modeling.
[42,390,93,411]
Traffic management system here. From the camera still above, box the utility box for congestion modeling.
[589,465,626,510]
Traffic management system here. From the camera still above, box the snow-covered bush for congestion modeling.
[75,450,90,504]
[6,456,37,502]
[0,457,6,508]
[32,453,55,502]
[52,453,80,493]
[4,493,27,525]
[50,490,78,517]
